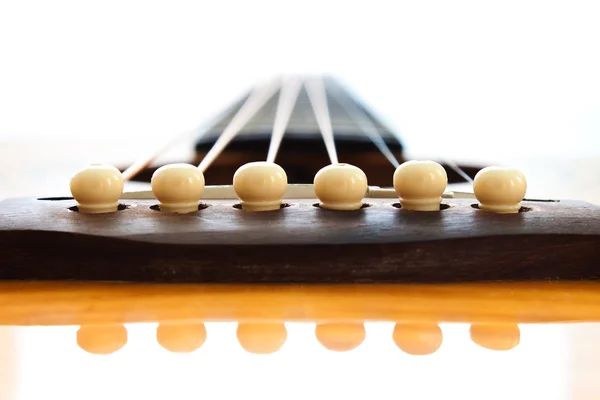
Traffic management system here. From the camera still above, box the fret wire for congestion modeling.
[266,76,302,163]
[304,76,339,165]
[198,77,282,173]
[328,82,400,169]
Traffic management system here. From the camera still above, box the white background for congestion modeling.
[1,0,599,162]
[1,1,598,398]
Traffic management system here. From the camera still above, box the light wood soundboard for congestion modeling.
[1,141,600,400]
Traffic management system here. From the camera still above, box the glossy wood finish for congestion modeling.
[2,281,600,326]
[0,59,598,396]
[1,197,599,283]
[0,100,598,398]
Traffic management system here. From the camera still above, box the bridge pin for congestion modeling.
[473,166,527,214]
[314,163,368,210]
[233,161,288,211]
[393,160,448,211]
[70,164,124,214]
[151,163,205,213]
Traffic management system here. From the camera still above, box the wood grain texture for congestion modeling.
[1,281,600,326]
[0,197,599,283]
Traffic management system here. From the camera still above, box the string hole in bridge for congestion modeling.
[392,203,451,211]
[38,196,74,201]
[470,204,532,213]
[232,203,291,210]
[312,203,371,210]
[150,203,209,212]
[68,203,130,213]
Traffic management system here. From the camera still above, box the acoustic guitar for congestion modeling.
[1,75,599,283]
[1,76,600,398]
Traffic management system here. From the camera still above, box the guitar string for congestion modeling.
[306,77,474,186]
[197,77,282,173]
[327,81,400,169]
[121,74,473,186]
[304,76,339,164]
[328,78,474,184]
[121,137,183,181]
[342,84,474,184]
[120,88,249,181]
[442,159,474,184]
[266,76,302,163]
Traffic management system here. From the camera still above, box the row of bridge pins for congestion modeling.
[69,161,527,214]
